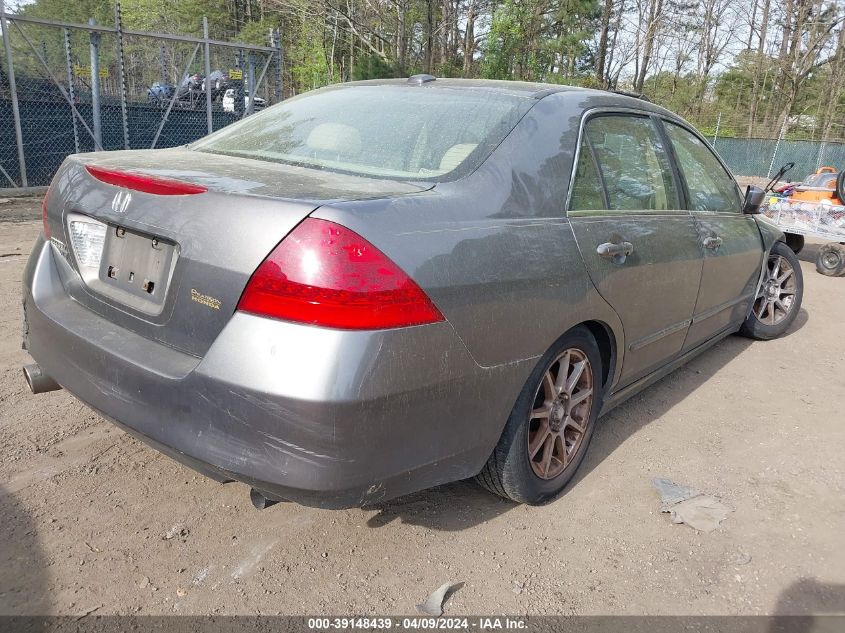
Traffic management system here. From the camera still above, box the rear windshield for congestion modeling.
[191,85,533,181]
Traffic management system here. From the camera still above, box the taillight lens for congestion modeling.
[237,218,444,330]
[85,164,207,195]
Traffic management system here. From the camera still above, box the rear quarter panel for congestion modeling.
[313,95,624,386]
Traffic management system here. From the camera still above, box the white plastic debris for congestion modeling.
[652,478,733,532]
[416,582,462,616]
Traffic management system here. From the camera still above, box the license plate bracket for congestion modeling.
[97,225,177,312]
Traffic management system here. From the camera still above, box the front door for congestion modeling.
[567,114,704,388]
[662,122,764,350]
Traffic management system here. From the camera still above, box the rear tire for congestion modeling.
[836,170,845,204]
[475,326,603,504]
[739,241,803,340]
[816,243,845,277]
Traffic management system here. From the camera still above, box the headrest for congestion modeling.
[439,143,478,172]
[306,123,362,156]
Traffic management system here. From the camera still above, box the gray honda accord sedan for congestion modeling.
[22,77,802,508]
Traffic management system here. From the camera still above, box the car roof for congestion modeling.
[337,77,679,119]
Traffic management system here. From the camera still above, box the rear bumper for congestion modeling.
[22,237,529,508]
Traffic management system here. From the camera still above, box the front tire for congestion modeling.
[476,326,603,504]
[739,241,803,340]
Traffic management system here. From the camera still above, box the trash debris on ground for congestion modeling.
[652,478,733,532]
[163,524,189,540]
[416,582,463,616]
[729,552,752,566]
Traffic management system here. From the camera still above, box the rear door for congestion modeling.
[661,121,764,350]
[567,113,704,388]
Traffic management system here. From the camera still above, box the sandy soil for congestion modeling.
[1,199,843,616]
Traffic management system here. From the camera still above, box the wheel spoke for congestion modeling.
[554,434,567,469]
[770,257,781,280]
[554,350,570,392]
[566,415,586,435]
[531,405,551,420]
[777,268,793,284]
[569,387,593,409]
[565,360,587,394]
[541,433,554,477]
[529,422,551,458]
[779,288,796,296]
[768,300,777,325]
[754,298,766,319]
[542,370,555,400]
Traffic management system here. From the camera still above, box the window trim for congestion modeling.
[565,107,685,216]
[657,117,744,215]
[571,134,610,211]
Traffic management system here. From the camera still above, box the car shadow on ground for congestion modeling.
[797,243,822,266]
[0,485,49,617]
[768,577,845,631]
[366,310,808,531]
[568,307,808,493]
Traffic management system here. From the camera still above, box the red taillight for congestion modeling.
[85,164,207,195]
[237,218,444,330]
[41,188,50,238]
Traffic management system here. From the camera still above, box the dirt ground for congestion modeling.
[1,197,843,617]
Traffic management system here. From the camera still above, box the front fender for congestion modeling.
[753,214,786,253]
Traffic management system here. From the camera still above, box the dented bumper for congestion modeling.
[22,237,529,508]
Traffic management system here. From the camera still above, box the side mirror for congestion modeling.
[743,185,766,215]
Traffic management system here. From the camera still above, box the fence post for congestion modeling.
[246,51,255,115]
[202,16,212,134]
[63,28,80,154]
[114,0,130,149]
[159,43,166,85]
[88,18,102,150]
[235,49,244,117]
[767,119,787,179]
[272,28,283,101]
[1,1,28,187]
[712,112,721,147]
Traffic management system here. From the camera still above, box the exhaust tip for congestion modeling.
[250,487,281,510]
[23,363,61,394]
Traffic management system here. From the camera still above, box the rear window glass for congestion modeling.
[191,85,533,181]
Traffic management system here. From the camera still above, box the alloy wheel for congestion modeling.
[753,253,797,326]
[527,349,594,480]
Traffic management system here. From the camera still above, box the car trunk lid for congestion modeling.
[46,150,431,357]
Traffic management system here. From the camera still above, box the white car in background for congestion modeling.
[222,88,266,113]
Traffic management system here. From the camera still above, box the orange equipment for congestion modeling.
[788,166,845,205]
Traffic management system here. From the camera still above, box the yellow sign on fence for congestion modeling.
[74,65,110,79]
[228,69,243,80]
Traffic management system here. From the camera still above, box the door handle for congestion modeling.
[703,236,723,250]
[597,238,634,263]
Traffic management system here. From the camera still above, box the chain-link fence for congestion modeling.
[714,137,845,181]
[1,2,282,189]
[699,109,845,180]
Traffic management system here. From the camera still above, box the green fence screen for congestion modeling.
[713,137,845,180]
